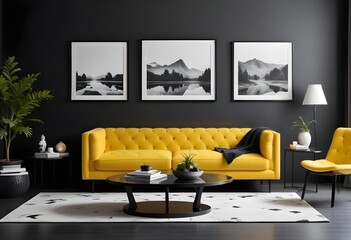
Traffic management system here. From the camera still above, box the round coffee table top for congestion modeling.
[107,172,233,188]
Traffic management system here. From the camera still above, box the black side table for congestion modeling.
[283,147,322,191]
[31,154,72,188]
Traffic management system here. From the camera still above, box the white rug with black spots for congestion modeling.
[0,192,329,222]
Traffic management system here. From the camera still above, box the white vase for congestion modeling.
[298,131,311,147]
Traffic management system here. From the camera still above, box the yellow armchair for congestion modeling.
[301,128,351,207]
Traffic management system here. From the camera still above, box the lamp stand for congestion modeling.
[313,104,317,149]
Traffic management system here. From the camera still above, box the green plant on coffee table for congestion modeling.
[292,116,316,132]
[176,152,200,172]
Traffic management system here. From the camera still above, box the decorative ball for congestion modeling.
[55,141,67,153]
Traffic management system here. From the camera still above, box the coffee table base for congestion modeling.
[123,201,211,218]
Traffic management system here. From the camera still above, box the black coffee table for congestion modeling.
[107,172,233,218]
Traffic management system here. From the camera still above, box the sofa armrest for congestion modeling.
[260,130,281,179]
[82,128,106,180]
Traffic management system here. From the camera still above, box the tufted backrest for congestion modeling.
[326,128,351,164]
[104,128,251,153]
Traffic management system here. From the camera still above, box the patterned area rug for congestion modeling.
[0,192,329,223]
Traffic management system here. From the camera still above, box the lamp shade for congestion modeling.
[302,84,327,105]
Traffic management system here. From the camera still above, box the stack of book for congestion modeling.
[125,170,167,182]
[34,152,60,158]
[34,152,70,158]
[0,164,28,176]
[289,144,309,150]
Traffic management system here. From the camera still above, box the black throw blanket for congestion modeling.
[215,127,267,165]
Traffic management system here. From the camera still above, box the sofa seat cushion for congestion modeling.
[94,150,172,171]
[172,150,269,171]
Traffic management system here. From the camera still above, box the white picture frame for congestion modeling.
[142,40,216,101]
[71,42,128,101]
[233,42,293,101]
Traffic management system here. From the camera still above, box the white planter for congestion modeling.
[298,131,311,147]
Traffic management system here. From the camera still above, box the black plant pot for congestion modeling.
[0,174,30,198]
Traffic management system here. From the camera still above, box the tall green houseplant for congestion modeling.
[0,56,53,162]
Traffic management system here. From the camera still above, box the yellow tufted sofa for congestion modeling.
[82,128,280,184]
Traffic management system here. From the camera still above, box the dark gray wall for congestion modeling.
[2,0,348,183]
[0,0,2,157]
[349,1,351,126]
[0,0,2,61]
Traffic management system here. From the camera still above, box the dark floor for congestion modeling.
[0,180,351,240]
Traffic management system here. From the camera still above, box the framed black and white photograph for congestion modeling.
[233,42,292,101]
[71,42,127,101]
[142,40,215,101]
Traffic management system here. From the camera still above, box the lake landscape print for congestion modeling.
[233,42,292,101]
[71,42,127,100]
[142,40,215,100]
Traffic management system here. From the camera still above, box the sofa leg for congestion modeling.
[268,180,271,192]
[91,180,95,193]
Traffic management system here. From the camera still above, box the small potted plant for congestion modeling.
[292,116,316,147]
[0,56,53,197]
[173,151,203,180]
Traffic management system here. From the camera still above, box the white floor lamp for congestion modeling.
[302,84,328,149]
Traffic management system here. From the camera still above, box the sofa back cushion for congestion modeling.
[104,128,251,153]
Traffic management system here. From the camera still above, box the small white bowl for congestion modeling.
[172,170,204,180]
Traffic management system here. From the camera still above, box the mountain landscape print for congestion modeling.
[147,59,211,96]
[238,58,288,95]
[142,40,215,101]
[233,42,292,101]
